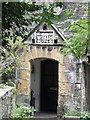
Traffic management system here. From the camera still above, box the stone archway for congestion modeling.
[16,45,74,114]
[15,44,86,118]
[28,46,64,113]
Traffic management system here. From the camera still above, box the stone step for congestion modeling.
[32,113,57,120]
[32,118,57,120]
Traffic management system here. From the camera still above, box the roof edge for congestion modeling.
[51,24,66,41]
[24,22,66,42]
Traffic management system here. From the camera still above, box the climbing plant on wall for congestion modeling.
[61,3,88,60]
[62,19,88,59]
[1,34,28,82]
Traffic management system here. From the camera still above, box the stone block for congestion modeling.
[51,47,58,59]
[59,82,71,95]
[21,62,30,69]
[63,56,69,63]
[31,47,37,59]
[25,51,31,62]
[0,87,15,119]
[74,89,81,97]
[16,94,30,107]
[66,72,75,83]
[17,79,30,95]
[59,72,67,83]
[57,54,63,63]
[42,47,47,57]
[59,64,66,72]
[37,47,41,58]
[20,69,30,80]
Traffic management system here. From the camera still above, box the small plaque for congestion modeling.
[35,30,54,44]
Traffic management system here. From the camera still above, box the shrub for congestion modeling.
[10,104,36,119]
[80,113,90,120]
[65,111,90,120]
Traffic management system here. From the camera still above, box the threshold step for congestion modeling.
[32,113,57,120]
[32,118,57,120]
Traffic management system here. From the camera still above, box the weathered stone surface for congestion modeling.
[16,3,87,120]
[16,94,30,107]
[17,79,30,95]
[17,45,86,114]
[20,69,30,80]
[0,86,15,119]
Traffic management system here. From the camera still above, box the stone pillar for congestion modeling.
[74,62,86,112]
[57,56,67,120]
[57,56,86,120]
[16,49,31,106]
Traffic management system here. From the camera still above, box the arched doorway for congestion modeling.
[30,58,58,113]
[40,59,58,113]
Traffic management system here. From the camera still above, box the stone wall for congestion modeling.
[57,57,86,120]
[16,45,86,113]
[59,61,85,112]
[0,85,15,119]
[56,3,87,119]
[16,2,87,120]
[15,48,31,107]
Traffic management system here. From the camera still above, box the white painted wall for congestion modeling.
[31,59,41,112]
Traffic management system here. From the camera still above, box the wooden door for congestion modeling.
[40,59,58,113]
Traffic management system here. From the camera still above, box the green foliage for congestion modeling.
[2,2,63,38]
[64,9,73,18]
[80,114,90,120]
[2,2,42,30]
[40,2,63,25]
[11,104,36,118]
[0,83,15,89]
[2,2,43,40]
[1,2,63,81]
[65,111,90,120]
[11,88,17,95]
[65,111,82,116]
[1,34,28,82]
[0,83,7,89]
[62,19,88,60]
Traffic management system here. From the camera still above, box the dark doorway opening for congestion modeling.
[40,59,58,113]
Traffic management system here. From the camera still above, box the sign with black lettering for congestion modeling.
[35,31,54,44]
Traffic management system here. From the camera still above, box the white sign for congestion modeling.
[35,30,54,44]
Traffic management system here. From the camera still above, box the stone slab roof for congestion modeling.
[55,2,88,39]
